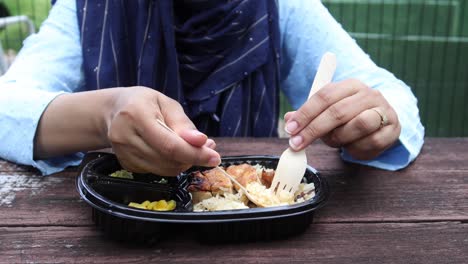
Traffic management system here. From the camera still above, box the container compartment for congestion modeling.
[77,153,329,244]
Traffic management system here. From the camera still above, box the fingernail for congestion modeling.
[285,121,298,134]
[208,156,221,167]
[206,139,216,149]
[191,130,206,138]
[289,135,303,150]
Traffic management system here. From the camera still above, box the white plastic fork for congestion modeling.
[271,52,337,195]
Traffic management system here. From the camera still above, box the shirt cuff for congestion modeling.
[340,139,417,171]
[340,107,425,171]
[0,82,83,175]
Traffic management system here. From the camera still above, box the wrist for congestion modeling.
[96,88,122,147]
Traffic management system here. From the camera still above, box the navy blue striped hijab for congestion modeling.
[73,0,280,137]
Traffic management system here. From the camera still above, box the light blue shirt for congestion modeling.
[0,0,424,175]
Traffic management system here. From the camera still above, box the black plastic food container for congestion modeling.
[76,152,329,244]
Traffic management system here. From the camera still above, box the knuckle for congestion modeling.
[328,105,346,122]
[303,124,321,140]
[316,89,334,105]
[294,106,314,126]
[355,114,372,133]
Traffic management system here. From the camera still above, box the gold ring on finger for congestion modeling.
[371,108,389,128]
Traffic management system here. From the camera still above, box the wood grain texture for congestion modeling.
[1,223,467,264]
[1,138,468,264]
[0,161,36,173]
[317,169,468,222]
[0,138,467,226]
[0,171,90,226]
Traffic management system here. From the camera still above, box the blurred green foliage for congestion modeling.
[0,0,50,51]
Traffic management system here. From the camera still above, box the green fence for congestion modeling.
[0,0,50,51]
[311,0,467,137]
[1,0,467,136]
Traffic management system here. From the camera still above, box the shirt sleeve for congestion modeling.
[278,0,425,170]
[0,0,84,175]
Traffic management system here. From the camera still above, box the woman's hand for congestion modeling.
[34,86,219,176]
[107,86,220,176]
[284,79,401,160]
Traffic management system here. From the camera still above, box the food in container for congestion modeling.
[77,153,329,244]
[188,164,315,211]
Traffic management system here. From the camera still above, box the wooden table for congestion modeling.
[1,138,467,263]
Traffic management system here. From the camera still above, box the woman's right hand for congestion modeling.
[106,86,221,176]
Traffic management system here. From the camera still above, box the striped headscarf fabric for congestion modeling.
[74,0,280,137]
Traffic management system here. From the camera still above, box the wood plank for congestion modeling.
[0,160,37,173]
[1,168,467,226]
[0,222,467,264]
[0,171,91,226]
[316,169,468,222]
[408,137,468,171]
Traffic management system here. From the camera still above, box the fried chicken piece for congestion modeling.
[188,168,233,201]
[203,167,233,195]
[261,169,275,188]
[188,171,210,192]
[226,164,259,191]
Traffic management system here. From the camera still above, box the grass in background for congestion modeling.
[0,0,50,52]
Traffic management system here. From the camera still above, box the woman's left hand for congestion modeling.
[284,79,401,160]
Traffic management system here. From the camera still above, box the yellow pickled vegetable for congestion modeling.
[141,200,151,207]
[128,202,147,209]
[127,200,177,211]
[153,200,168,210]
[166,200,176,211]
[147,201,158,210]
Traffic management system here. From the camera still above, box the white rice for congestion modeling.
[194,192,248,211]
